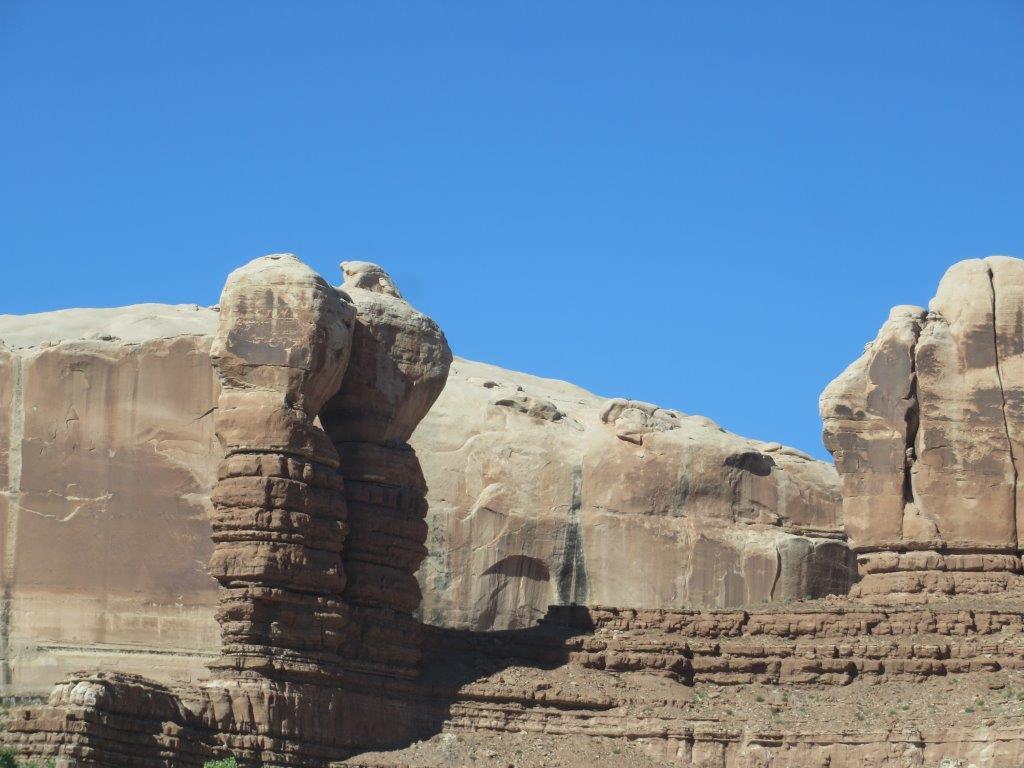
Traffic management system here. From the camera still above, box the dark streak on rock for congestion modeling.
[557,465,588,606]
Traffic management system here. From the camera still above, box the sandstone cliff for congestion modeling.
[0,304,220,694]
[6,254,1024,768]
[1,254,455,766]
[821,256,1024,598]
[414,358,849,630]
[0,291,849,694]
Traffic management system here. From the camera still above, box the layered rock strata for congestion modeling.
[207,254,355,680]
[14,596,1024,768]
[6,254,1024,766]
[341,601,1024,768]
[321,261,452,673]
[2,255,452,767]
[821,256,1024,597]
[0,295,850,698]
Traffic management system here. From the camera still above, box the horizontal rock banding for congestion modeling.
[1,255,452,766]
[9,254,1024,767]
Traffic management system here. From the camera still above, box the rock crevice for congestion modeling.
[988,263,1020,546]
[822,256,1024,597]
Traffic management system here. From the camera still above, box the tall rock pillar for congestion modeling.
[0,254,452,766]
[208,253,356,676]
[821,256,1024,599]
[321,261,452,674]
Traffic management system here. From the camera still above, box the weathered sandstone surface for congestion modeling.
[343,602,1024,768]
[0,304,221,694]
[0,285,848,694]
[15,596,1024,767]
[822,256,1024,598]
[416,359,849,630]
[4,253,1024,767]
[3,254,454,766]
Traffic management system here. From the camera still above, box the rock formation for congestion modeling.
[207,254,355,680]
[0,304,220,695]
[1,254,453,766]
[389,602,1024,768]
[414,359,850,630]
[822,256,1024,598]
[4,253,1024,767]
[321,260,452,673]
[0,284,849,696]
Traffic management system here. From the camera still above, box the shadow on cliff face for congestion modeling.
[378,604,597,752]
[481,555,551,582]
[722,451,776,476]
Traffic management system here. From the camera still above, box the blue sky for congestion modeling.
[2,2,1023,460]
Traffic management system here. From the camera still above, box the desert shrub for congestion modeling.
[0,749,54,768]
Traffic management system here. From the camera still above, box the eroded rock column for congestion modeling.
[321,262,452,674]
[207,253,356,677]
[169,254,369,766]
[0,255,453,767]
[822,256,1024,598]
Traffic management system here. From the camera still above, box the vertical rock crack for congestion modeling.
[902,323,921,509]
[987,265,1019,546]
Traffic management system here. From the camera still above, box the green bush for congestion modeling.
[204,759,238,768]
[0,748,54,768]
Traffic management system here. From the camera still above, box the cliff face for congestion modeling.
[0,305,220,694]
[6,254,1024,768]
[414,358,849,630]
[0,291,849,695]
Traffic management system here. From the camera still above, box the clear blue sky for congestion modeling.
[2,2,1023,460]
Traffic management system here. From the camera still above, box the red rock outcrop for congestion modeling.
[207,254,356,679]
[414,359,851,631]
[0,296,849,698]
[321,260,452,673]
[1,254,452,767]
[9,253,1024,768]
[821,256,1024,598]
[344,600,1024,768]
